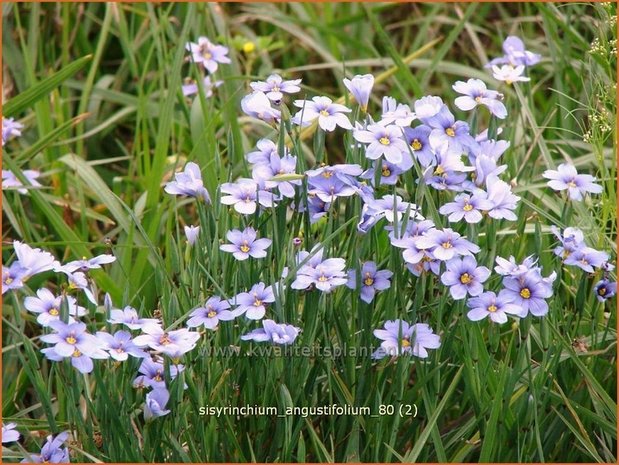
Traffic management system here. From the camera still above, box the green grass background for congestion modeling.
[2,2,617,462]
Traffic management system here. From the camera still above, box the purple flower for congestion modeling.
[2,263,29,294]
[502,272,554,317]
[40,321,104,358]
[414,95,444,120]
[487,36,541,68]
[13,240,59,278]
[485,175,520,220]
[347,261,393,303]
[390,220,437,263]
[251,153,300,199]
[241,319,300,345]
[250,74,301,102]
[230,282,275,320]
[491,64,530,84]
[343,74,374,111]
[24,289,87,327]
[299,194,331,224]
[353,124,409,164]
[362,194,423,224]
[543,163,603,201]
[187,296,235,329]
[373,320,440,359]
[439,191,493,223]
[305,163,363,182]
[403,125,435,167]
[425,106,475,155]
[59,254,116,274]
[144,388,171,421]
[20,431,69,463]
[182,76,222,97]
[564,247,610,273]
[381,97,415,126]
[185,36,231,73]
[2,423,20,444]
[133,324,200,359]
[441,256,490,300]
[292,96,352,131]
[108,306,160,331]
[494,255,538,277]
[220,178,276,215]
[360,158,412,186]
[452,79,506,119]
[308,174,357,203]
[41,344,108,374]
[466,290,523,324]
[416,228,480,261]
[133,357,183,389]
[184,225,200,245]
[246,138,288,165]
[241,92,281,123]
[550,226,585,259]
[469,155,507,187]
[220,227,272,260]
[97,330,148,361]
[164,162,211,203]
[2,117,23,146]
[594,279,617,302]
[2,169,42,194]
[291,247,348,293]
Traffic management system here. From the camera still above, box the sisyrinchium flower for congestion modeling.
[564,247,610,273]
[241,319,301,345]
[291,247,348,293]
[550,226,585,259]
[20,431,70,464]
[502,269,555,317]
[491,64,530,84]
[246,138,289,165]
[594,279,617,302]
[144,388,171,421]
[403,125,435,167]
[466,290,523,324]
[2,117,24,146]
[108,306,160,331]
[230,282,275,320]
[164,162,211,203]
[182,75,222,97]
[307,173,357,203]
[494,255,538,277]
[452,78,507,119]
[58,254,116,274]
[250,74,302,102]
[96,330,148,361]
[220,227,272,261]
[360,157,412,186]
[441,256,490,300]
[133,357,183,390]
[42,343,109,374]
[2,423,20,444]
[373,320,440,359]
[381,97,415,126]
[487,36,541,68]
[292,96,352,131]
[424,106,475,156]
[40,321,104,359]
[439,191,493,224]
[220,178,276,215]
[416,228,480,261]
[241,91,281,123]
[185,36,231,73]
[353,123,409,164]
[543,163,603,201]
[2,169,42,194]
[343,74,374,111]
[24,289,87,327]
[133,324,200,359]
[184,225,200,246]
[346,261,393,303]
[485,175,520,221]
[251,152,300,199]
[187,296,236,329]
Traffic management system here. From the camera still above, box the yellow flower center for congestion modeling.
[434,165,445,176]
[488,304,498,313]
[460,273,472,284]
[381,165,391,177]
[116,347,125,353]
[240,241,251,253]
[567,180,577,188]
[154,373,163,382]
[445,127,456,137]
[319,109,330,117]
[598,287,607,296]
[242,42,255,53]
[441,241,453,249]
[322,171,333,178]
[520,288,531,299]
[411,139,422,151]
[4,275,12,285]
[475,96,483,103]
[207,310,217,318]
[49,308,59,316]
[253,299,263,307]
[159,334,172,345]
[66,336,77,345]
[379,136,391,146]
[318,275,328,282]
[363,273,374,286]
[72,348,82,358]
[463,203,473,212]
[401,339,411,348]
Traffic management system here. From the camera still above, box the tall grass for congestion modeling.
[2,2,616,462]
